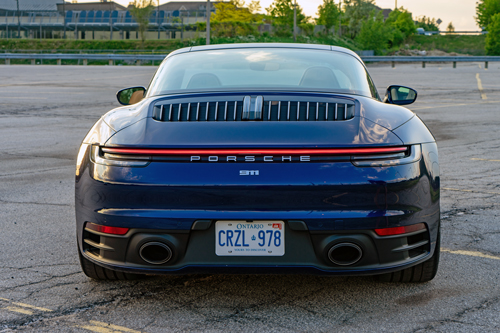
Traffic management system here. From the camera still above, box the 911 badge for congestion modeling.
[240,170,259,176]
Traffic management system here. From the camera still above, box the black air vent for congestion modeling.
[153,100,355,122]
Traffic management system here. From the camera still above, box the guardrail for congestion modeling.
[362,56,500,68]
[0,53,169,65]
[1,53,500,68]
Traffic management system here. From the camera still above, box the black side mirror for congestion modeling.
[116,86,146,105]
[383,85,417,105]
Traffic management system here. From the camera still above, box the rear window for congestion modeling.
[147,48,375,98]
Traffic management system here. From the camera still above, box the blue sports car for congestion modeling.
[76,43,440,282]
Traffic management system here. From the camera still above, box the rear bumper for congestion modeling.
[79,220,438,276]
[75,143,440,275]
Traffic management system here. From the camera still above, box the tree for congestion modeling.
[266,0,307,28]
[355,10,392,53]
[486,13,500,55]
[129,0,154,45]
[316,0,340,33]
[212,0,256,22]
[446,22,455,34]
[415,16,439,31]
[248,0,262,14]
[342,0,377,38]
[385,7,416,39]
[476,0,500,29]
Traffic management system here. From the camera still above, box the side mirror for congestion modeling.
[383,85,417,105]
[116,86,146,105]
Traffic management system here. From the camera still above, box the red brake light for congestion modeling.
[86,222,129,235]
[101,147,408,156]
[374,223,426,236]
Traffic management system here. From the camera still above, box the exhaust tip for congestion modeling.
[328,243,362,266]
[139,242,173,265]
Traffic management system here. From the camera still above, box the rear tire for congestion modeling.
[78,248,144,281]
[374,227,440,283]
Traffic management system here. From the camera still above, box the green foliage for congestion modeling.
[129,0,154,44]
[476,0,500,29]
[415,16,439,32]
[298,22,315,36]
[407,35,486,56]
[248,0,262,14]
[212,0,257,22]
[266,0,307,28]
[0,39,182,52]
[486,13,500,55]
[386,8,416,39]
[316,0,340,31]
[446,22,455,34]
[342,0,377,39]
[210,21,259,37]
[355,10,391,53]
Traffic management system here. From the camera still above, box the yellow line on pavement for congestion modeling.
[471,157,500,162]
[2,306,33,315]
[0,97,47,100]
[442,187,500,195]
[411,100,500,110]
[12,302,52,312]
[89,321,143,333]
[476,73,487,100]
[442,248,500,261]
[0,297,9,301]
[75,325,116,333]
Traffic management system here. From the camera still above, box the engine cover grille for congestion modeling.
[152,96,356,122]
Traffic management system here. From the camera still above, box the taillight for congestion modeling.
[91,145,150,167]
[351,144,421,167]
[99,147,408,156]
[374,223,426,236]
[85,222,129,235]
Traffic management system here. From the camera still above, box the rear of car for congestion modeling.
[76,44,440,282]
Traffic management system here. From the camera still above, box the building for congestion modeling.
[0,0,215,40]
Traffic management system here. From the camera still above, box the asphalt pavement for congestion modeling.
[0,62,499,332]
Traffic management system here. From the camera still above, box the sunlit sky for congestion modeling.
[83,0,479,31]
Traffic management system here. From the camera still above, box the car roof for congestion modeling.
[167,43,361,61]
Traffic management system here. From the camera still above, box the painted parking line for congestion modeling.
[411,99,500,111]
[476,73,487,100]
[2,306,34,315]
[442,248,500,261]
[0,297,53,316]
[12,302,53,312]
[76,320,144,333]
[442,187,500,195]
[0,298,144,332]
[471,157,500,162]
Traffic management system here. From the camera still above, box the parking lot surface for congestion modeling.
[1,62,500,332]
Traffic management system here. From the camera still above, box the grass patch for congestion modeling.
[0,35,360,53]
[407,35,486,55]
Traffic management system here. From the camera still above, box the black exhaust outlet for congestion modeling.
[328,243,362,266]
[139,242,173,265]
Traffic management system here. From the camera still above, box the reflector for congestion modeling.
[86,222,129,235]
[374,223,426,236]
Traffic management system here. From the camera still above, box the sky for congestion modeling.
[91,0,480,31]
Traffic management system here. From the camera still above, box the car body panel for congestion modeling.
[76,43,439,277]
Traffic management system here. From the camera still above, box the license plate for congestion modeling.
[215,221,285,256]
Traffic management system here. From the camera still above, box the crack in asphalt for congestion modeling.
[0,199,72,207]
[410,295,500,332]
[0,166,72,178]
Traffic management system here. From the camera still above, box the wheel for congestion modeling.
[78,247,144,281]
[374,227,440,283]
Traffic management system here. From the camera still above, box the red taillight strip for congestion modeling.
[374,223,426,236]
[86,222,129,235]
[102,147,408,156]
